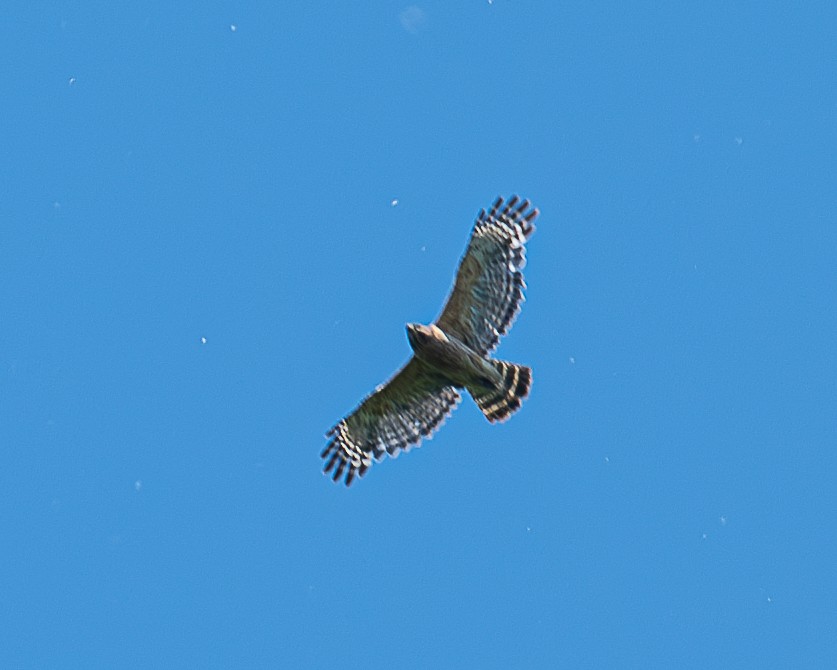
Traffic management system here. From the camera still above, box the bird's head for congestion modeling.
[406,323,446,352]
[406,322,429,349]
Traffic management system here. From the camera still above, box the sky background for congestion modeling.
[2,2,836,668]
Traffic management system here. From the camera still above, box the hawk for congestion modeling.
[322,195,538,485]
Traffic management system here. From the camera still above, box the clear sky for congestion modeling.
[2,2,836,668]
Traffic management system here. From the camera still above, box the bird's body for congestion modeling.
[322,195,538,485]
[406,323,497,391]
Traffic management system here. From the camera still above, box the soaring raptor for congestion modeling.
[322,195,538,485]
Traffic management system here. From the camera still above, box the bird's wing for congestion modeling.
[322,357,461,485]
[435,195,538,355]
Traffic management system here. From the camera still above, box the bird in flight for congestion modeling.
[322,195,538,485]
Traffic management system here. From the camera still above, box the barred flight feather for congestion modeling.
[437,196,538,356]
[470,361,532,424]
[322,357,461,485]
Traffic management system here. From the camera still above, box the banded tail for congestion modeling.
[468,360,532,423]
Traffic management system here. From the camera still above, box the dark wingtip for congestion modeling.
[323,449,340,474]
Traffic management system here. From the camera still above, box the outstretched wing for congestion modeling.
[436,195,538,355]
[322,358,461,486]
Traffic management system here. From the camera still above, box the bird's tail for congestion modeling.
[468,360,532,423]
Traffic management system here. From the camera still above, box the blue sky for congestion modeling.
[2,2,836,667]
